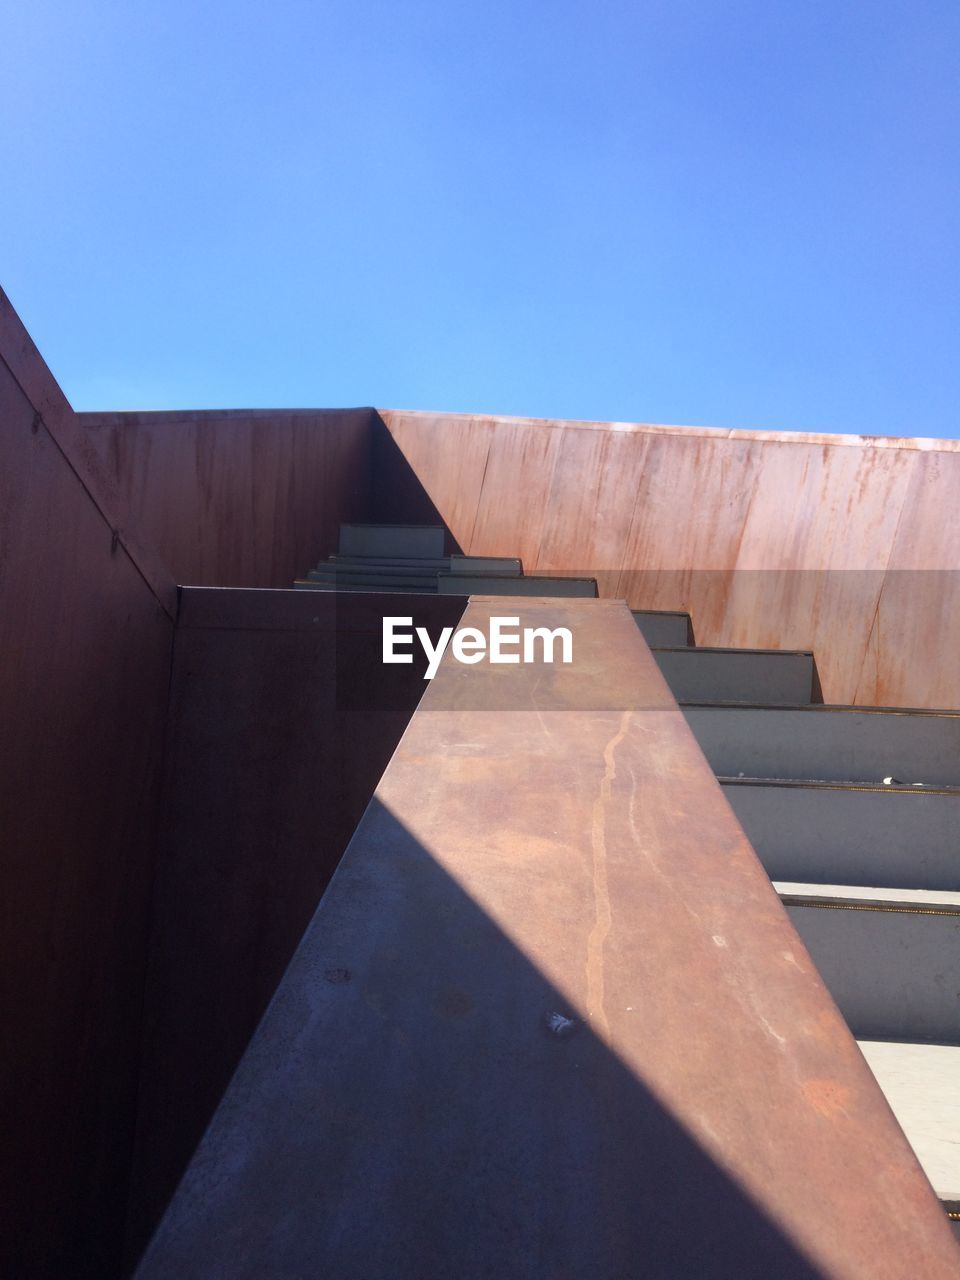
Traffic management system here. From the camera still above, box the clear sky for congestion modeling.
[2,1,957,435]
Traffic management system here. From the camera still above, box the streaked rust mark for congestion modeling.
[586,708,632,1038]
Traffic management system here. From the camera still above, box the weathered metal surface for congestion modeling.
[0,309,173,1277]
[381,408,960,708]
[79,408,377,588]
[136,597,958,1278]
[125,587,465,1267]
[0,286,177,616]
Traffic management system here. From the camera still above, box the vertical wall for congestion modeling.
[380,409,960,708]
[0,291,176,1278]
[79,408,377,587]
[124,588,464,1268]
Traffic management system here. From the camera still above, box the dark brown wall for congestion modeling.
[125,587,464,1268]
[79,409,377,588]
[0,292,175,1278]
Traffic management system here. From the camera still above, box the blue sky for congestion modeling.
[2,1,957,435]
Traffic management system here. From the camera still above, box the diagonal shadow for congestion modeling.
[369,413,464,553]
[133,795,826,1280]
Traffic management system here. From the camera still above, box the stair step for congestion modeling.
[775,882,960,1043]
[328,555,451,571]
[338,524,445,559]
[721,779,960,891]
[654,647,815,705]
[684,704,960,787]
[437,574,598,598]
[858,1040,960,1216]
[305,569,439,591]
[449,555,523,576]
[632,610,693,647]
[293,579,436,595]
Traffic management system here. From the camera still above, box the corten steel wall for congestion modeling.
[124,587,465,1270]
[0,291,176,1278]
[79,408,377,587]
[134,597,960,1278]
[381,409,960,709]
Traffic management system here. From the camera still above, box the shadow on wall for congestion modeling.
[121,590,466,1273]
[371,413,464,553]
[133,796,826,1280]
[76,407,462,590]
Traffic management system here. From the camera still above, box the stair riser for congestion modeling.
[786,903,960,1042]
[339,525,446,559]
[656,650,814,705]
[632,613,691,647]
[685,706,960,787]
[438,575,598,598]
[725,785,960,891]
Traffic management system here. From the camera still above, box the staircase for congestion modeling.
[296,525,959,1235]
[651,602,960,1237]
[294,523,597,596]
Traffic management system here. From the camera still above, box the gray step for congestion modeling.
[858,1040,960,1221]
[654,648,815,705]
[777,883,960,1043]
[305,568,438,591]
[293,579,435,595]
[632,610,693,647]
[684,704,960,787]
[437,574,598,598]
[338,524,445,559]
[329,555,450,571]
[722,780,960,891]
[449,555,523,576]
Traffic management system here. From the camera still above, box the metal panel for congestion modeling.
[381,407,960,708]
[723,780,960,890]
[449,554,522,575]
[136,598,957,1279]
[0,329,173,1278]
[684,703,960,786]
[338,523,445,559]
[125,588,466,1265]
[80,408,376,588]
[438,572,598,597]
[654,647,815,704]
[632,609,692,646]
[782,890,960,1042]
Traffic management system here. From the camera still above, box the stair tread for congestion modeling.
[654,645,813,657]
[774,882,960,910]
[858,1039,960,1201]
[687,702,960,716]
[719,776,960,795]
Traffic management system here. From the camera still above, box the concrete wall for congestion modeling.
[0,290,176,1278]
[381,410,960,708]
[80,408,376,588]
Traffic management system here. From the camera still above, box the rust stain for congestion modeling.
[803,1078,852,1120]
[585,709,632,1040]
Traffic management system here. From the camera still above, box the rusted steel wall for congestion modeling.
[135,597,959,1278]
[0,290,175,1278]
[124,587,465,1270]
[381,410,960,708]
[79,408,377,588]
